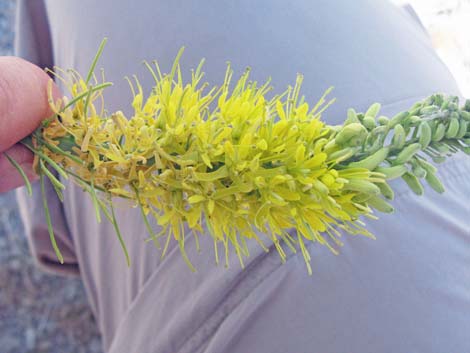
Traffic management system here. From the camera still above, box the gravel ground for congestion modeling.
[0,193,103,353]
[0,1,103,353]
[0,1,468,353]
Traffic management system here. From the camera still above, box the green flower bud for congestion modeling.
[367,195,394,213]
[434,142,450,154]
[335,123,368,146]
[445,118,460,139]
[345,108,360,125]
[432,94,444,106]
[463,99,470,112]
[363,116,376,130]
[457,120,468,139]
[343,179,381,195]
[418,121,432,149]
[416,158,437,174]
[425,171,445,193]
[432,123,446,141]
[391,124,406,149]
[411,162,427,179]
[459,111,470,121]
[409,115,422,124]
[377,116,389,125]
[347,147,389,170]
[374,165,408,180]
[402,172,424,195]
[365,103,381,118]
[393,143,422,165]
[441,99,450,110]
[377,181,395,200]
[371,125,389,136]
[352,193,372,203]
[326,147,356,162]
[368,137,386,154]
[420,105,439,115]
[388,111,409,128]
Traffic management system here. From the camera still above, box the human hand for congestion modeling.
[0,57,60,193]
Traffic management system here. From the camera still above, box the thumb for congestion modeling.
[0,56,60,152]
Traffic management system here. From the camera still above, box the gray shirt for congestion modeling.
[15,1,470,352]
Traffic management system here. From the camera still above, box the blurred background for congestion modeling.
[394,0,470,96]
[0,0,469,352]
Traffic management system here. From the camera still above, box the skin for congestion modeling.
[0,57,60,193]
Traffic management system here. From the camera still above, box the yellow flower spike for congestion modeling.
[29,40,469,275]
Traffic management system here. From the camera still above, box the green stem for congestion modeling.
[4,152,33,196]
[108,194,131,267]
[40,171,64,264]
[85,38,107,85]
